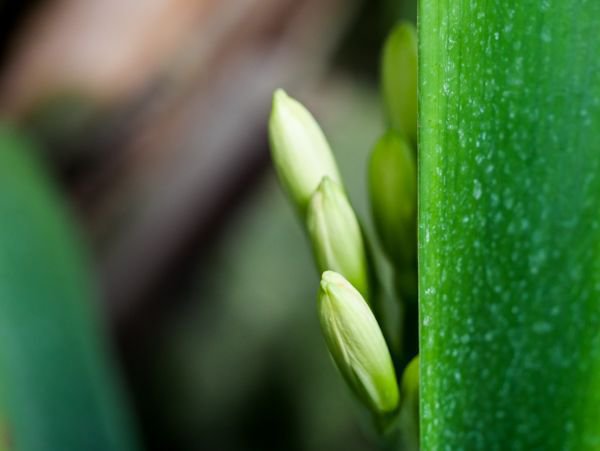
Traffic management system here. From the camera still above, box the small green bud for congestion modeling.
[318,271,399,415]
[269,89,343,216]
[397,356,420,450]
[368,131,417,269]
[307,177,369,297]
[381,22,418,146]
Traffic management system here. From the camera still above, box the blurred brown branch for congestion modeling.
[0,0,357,322]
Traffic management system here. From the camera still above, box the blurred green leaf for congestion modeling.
[0,125,138,450]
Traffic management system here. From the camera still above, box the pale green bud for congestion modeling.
[368,130,416,269]
[397,356,420,450]
[381,22,418,146]
[307,177,369,298]
[318,271,399,415]
[269,89,343,216]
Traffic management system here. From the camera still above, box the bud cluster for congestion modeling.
[268,21,419,438]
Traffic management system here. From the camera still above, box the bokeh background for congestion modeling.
[0,0,414,449]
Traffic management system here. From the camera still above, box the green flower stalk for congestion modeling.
[269,89,343,216]
[307,177,369,298]
[368,130,416,273]
[381,22,418,146]
[318,271,399,416]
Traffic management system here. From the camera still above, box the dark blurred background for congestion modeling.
[0,0,414,449]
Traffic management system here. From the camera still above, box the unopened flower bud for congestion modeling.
[307,177,369,297]
[318,271,399,415]
[397,356,420,450]
[368,131,417,269]
[269,89,343,216]
[381,22,418,146]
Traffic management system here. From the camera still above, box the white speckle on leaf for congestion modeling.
[473,179,483,200]
[532,322,552,334]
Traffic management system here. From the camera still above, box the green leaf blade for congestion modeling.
[419,1,600,449]
[0,125,138,451]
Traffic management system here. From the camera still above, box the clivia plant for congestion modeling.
[269,1,600,449]
[0,2,598,450]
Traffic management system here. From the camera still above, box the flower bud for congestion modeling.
[397,356,420,450]
[318,271,399,415]
[269,89,343,216]
[368,131,416,269]
[307,177,369,297]
[381,22,418,146]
